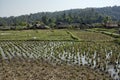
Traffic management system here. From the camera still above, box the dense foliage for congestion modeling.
[0,6,120,29]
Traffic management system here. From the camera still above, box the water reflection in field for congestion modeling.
[0,41,120,79]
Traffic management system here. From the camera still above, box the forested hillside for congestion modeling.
[0,6,120,29]
[95,6,120,20]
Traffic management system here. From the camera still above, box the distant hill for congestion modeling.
[95,6,120,20]
[0,6,120,29]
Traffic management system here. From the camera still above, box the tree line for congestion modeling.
[0,6,120,29]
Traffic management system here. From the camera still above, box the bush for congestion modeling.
[114,39,120,45]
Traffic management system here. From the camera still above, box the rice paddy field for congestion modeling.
[0,29,120,80]
[0,30,72,40]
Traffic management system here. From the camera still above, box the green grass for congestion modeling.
[87,28,118,33]
[87,28,120,43]
[87,28,120,37]
[0,30,73,40]
[66,30,80,41]
[114,38,120,44]
[0,29,116,42]
[69,30,114,41]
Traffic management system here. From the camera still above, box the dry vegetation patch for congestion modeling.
[0,59,111,80]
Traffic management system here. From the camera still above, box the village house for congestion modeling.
[56,22,80,29]
[105,22,119,28]
[32,23,49,29]
[56,22,69,29]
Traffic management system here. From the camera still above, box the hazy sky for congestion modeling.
[0,0,120,17]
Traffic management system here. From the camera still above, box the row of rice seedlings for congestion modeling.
[0,41,120,79]
[0,47,7,59]
[14,41,42,59]
[48,41,120,79]
[15,41,41,59]
[0,41,119,64]
[9,42,28,59]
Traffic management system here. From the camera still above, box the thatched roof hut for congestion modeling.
[105,22,118,28]
[33,24,49,29]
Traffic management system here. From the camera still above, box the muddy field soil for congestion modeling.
[0,59,111,80]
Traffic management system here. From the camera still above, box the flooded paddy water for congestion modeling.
[0,41,120,80]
